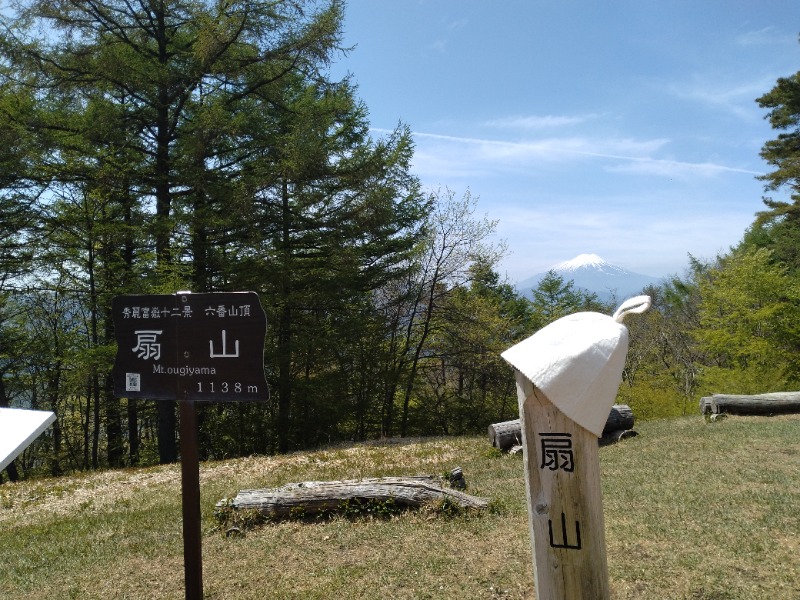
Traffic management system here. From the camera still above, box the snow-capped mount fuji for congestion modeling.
[516,253,660,302]
[555,253,620,273]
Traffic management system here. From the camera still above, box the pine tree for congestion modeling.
[750,60,800,272]
[1,0,350,462]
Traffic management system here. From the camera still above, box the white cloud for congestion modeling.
[605,157,763,179]
[372,127,762,280]
[485,114,598,130]
[407,130,748,181]
[493,203,752,281]
[736,27,797,47]
[428,39,448,53]
[667,75,776,120]
[414,131,667,159]
[445,17,468,31]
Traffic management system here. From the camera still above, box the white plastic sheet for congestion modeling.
[0,408,56,472]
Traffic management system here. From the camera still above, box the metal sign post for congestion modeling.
[112,291,269,600]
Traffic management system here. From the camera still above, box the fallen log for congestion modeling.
[603,404,634,433]
[218,475,489,520]
[487,419,524,451]
[599,429,638,446]
[488,404,635,451]
[699,392,800,416]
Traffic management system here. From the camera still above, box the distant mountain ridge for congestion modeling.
[516,253,660,302]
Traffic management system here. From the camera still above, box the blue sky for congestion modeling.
[330,1,800,282]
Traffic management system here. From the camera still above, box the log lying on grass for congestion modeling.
[218,474,489,520]
[700,392,800,416]
[598,428,638,446]
[487,420,524,452]
[488,404,635,451]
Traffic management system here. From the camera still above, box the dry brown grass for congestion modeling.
[2,416,800,599]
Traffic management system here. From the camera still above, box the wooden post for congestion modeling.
[502,295,651,599]
[514,370,610,599]
[111,291,270,600]
[180,397,203,600]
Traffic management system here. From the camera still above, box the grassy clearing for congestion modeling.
[1,416,799,599]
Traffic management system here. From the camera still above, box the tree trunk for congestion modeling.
[91,371,101,469]
[0,376,20,481]
[48,368,63,476]
[128,398,139,466]
[105,372,124,468]
[699,392,800,416]
[277,178,292,454]
[153,11,178,464]
[219,475,489,520]
[157,401,177,464]
[488,404,635,451]
[400,279,434,437]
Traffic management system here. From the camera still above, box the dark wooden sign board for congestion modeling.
[112,291,268,600]
[112,291,268,402]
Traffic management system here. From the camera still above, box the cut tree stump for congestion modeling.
[488,404,635,451]
[218,474,489,520]
[699,392,800,416]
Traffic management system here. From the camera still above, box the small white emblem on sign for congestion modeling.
[126,373,141,392]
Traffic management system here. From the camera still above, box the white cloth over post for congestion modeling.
[501,296,650,437]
